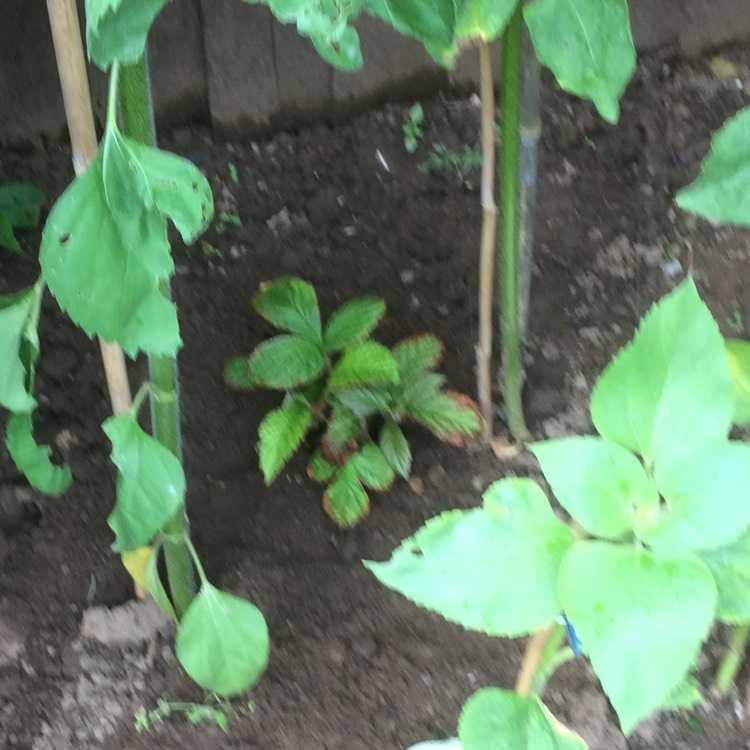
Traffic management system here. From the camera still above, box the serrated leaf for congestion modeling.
[676,106,750,226]
[329,341,400,389]
[323,463,370,526]
[530,437,658,540]
[224,355,257,389]
[0,183,44,228]
[524,0,635,123]
[366,478,575,636]
[699,532,750,624]
[322,404,361,461]
[258,396,313,483]
[366,0,456,48]
[405,389,481,442]
[6,412,72,496]
[307,448,337,483]
[176,583,269,696]
[726,339,750,425]
[458,688,587,750]
[0,213,20,252]
[638,442,750,551]
[393,334,444,380]
[560,542,716,734]
[248,334,326,389]
[253,277,322,342]
[323,296,385,351]
[335,387,392,416]
[40,125,213,357]
[85,0,169,69]
[379,420,411,478]
[351,443,395,490]
[455,0,517,42]
[145,541,176,620]
[0,284,42,413]
[103,409,185,552]
[591,279,734,467]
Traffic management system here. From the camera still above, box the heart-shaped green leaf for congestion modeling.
[699,532,750,624]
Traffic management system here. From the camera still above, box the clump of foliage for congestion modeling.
[225,277,481,526]
[369,278,750,747]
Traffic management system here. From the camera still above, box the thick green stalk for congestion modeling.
[499,4,529,441]
[715,624,750,695]
[118,56,195,618]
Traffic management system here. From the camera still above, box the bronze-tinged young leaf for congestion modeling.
[248,334,326,389]
[351,443,395,491]
[323,296,386,352]
[321,405,361,465]
[406,390,481,444]
[253,277,322,342]
[329,341,400,389]
[307,448,337,483]
[392,334,444,380]
[258,396,313,483]
[323,463,370,527]
[223,355,257,390]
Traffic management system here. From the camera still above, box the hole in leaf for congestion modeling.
[59,233,70,245]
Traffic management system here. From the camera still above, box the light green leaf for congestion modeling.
[310,26,363,71]
[329,341,400,389]
[176,583,269,696]
[560,542,716,734]
[676,106,750,226]
[103,409,185,552]
[323,463,370,526]
[335,387,392,416]
[253,277,322,342]
[0,183,44,228]
[366,478,575,636]
[85,0,169,69]
[455,0,517,42]
[403,389,480,441]
[0,284,42,413]
[323,296,385,351]
[458,688,587,750]
[660,675,702,712]
[530,437,658,540]
[726,339,750,425]
[307,448,337,483]
[6,413,72,496]
[638,442,750,551]
[258,395,313,483]
[392,334,444,380]
[223,355,257,390]
[145,541,177,620]
[365,0,456,48]
[379,420,411,478]
[40,126,212,357]
[248,334,326,389]
[590,279,734,467]
[0,213,20,252]
[699,532,750,624]
[524,0,635,123]
[351,443,395,490]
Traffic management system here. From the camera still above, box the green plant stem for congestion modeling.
[118,56,195,619]
[499,3,529,441]
[715,624,750,695]
[476,39,498,442]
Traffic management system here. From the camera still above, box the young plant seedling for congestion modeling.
[368,278,750,747]
[225,277,481,526]
[403,102,425,153]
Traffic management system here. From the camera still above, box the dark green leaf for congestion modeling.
[223,355,257,390]
[0,183,44,228]
[0,213,20,252]
[253,277,322,342]
[392,333,444,380]
[307,448,337,483]
[248,334,326,389]
[323,463,369,526]
[258,395,313,483]
[329,341,400,389]
[334,387,392,416]
[323,296,385,351]
[379,420,411,478]
[405,389,481,441]
[6,412,72,496]
[351,443,395,490]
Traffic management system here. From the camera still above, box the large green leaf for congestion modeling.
[379,420,411,478]
[176,583,269,696]
[590,279,734,467]
[252,277,322,343]
[559,542,716,734]
[458,688,587,750]
[323,296,385,352]
[676,106,750,226]
[455,0,517,42]
[0,183,44,228]
[524,0,635,123]
[85,0,169,70]
[6,413,72,496]
[699,532,750,624]
[40,125,212,357]
[366,479,575,637]
[248,334,326,389]
[638,442,750,551]
[726,339,750,425]
[258,395,313,483]
[365,0,456,48]
[530,437,658,540]
[103,408,185,552]
[328,341,400,389]
[351,443,395,490]
[392,334,444,380]
[323,462,370,526]
[0,284,42,413]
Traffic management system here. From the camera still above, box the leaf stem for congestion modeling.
[106,63,120,132]
[715,624,750,694]
[529,624,573,696]
[515,625,554,696]
[499,3,529,441]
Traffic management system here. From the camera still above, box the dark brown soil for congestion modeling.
[2,44,750,749]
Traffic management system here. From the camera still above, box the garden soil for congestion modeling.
[2,44,750,750]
